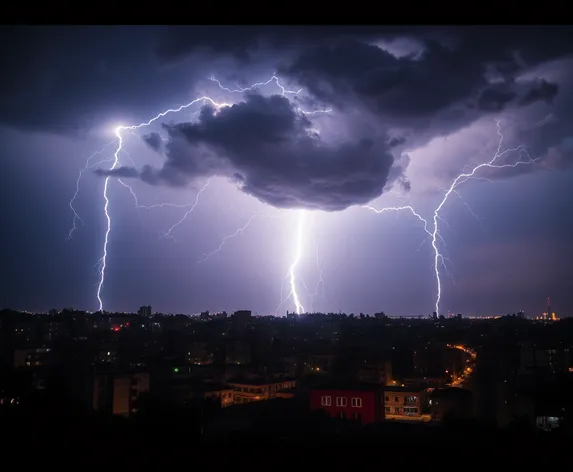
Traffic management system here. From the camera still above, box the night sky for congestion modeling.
[1,25,572,318]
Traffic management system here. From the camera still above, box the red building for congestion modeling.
[310,383,383,425]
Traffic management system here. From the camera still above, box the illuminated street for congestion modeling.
[447,344,476,388]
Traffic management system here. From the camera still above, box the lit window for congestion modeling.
[321,395,332,406]
[336,397,347,407]
[351,397,362,408]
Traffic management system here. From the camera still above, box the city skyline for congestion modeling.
[1,26,573,317]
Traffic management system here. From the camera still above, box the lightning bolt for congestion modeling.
[197,214,257,264]
[209,77,330,315]
[366,120,535,316]
[209,74,302,96]
[363,205,432,237]
[68,140,116,239]
[76,72,329,312]
[96,127,123,311]
[161,180,211,241]
[289,210,306,314]
[75,71,533,319]
[95,96,231,311]
[429,120,535,315]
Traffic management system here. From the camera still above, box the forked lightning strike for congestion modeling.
[70,69,535,319]
[161,180,210,241]
[96,127,123,311]
[210,77,327,314]
[363,205,432,237]
[288,211,306,314]
[197,214,258,264]
[366,120,536,316]
[82,74,322,312]
[209,75,302,97]
[429,120,535,315]
[68,140,117,239]
[95,96,233,311]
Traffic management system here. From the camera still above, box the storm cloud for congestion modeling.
[155,25,430,64]
[4,25,573,316]
[6,25,573,210]
[519,79,559,106]
[96,26,573,210]
[279,37,563,138]
[141,132,163,152]
[99,93,399,211]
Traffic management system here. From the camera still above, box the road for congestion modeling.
[446,344,476,388]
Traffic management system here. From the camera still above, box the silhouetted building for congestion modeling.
[308,354,335,374]
[233,310,251,321]
[225,341,251,365]
[168,376,234,408]
[519,344,571,374]
[13,348,52,369]
[138,305,152,317]
[186,342,214,365]
[357,360,392,385]
[93,372,150,417]
[430,387,473,421]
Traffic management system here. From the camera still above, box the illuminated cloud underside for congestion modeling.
[70,75,536,317]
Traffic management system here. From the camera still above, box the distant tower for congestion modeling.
[138,305,152,317]
[547,296,551,321]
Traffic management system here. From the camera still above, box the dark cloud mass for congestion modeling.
[96,26,573,211]
[519,79,559,106]
[155,25,432,64]
[476,88,517,112]
[101,93,398,211]
[3,25,573,316]
[0,26,200,135]
[279,37,565,136]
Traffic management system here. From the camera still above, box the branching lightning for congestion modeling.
[161,180,211,241]
[209,74,302,97]
[96,127,123,311]
[288,210,306,314]
[208,77,328,314]
[68,140,116,239]
[197,214,258,264]
[70,62,536,320]
[78,73,324,312]
[363,204,432,236]
[95,97,232,311]
[429,121,535,315]
[366,120,536,316]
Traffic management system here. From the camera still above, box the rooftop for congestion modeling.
[227,376,295,386]
[430,387,472,399]
[312,380,382,392]
[383,385,423,393]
